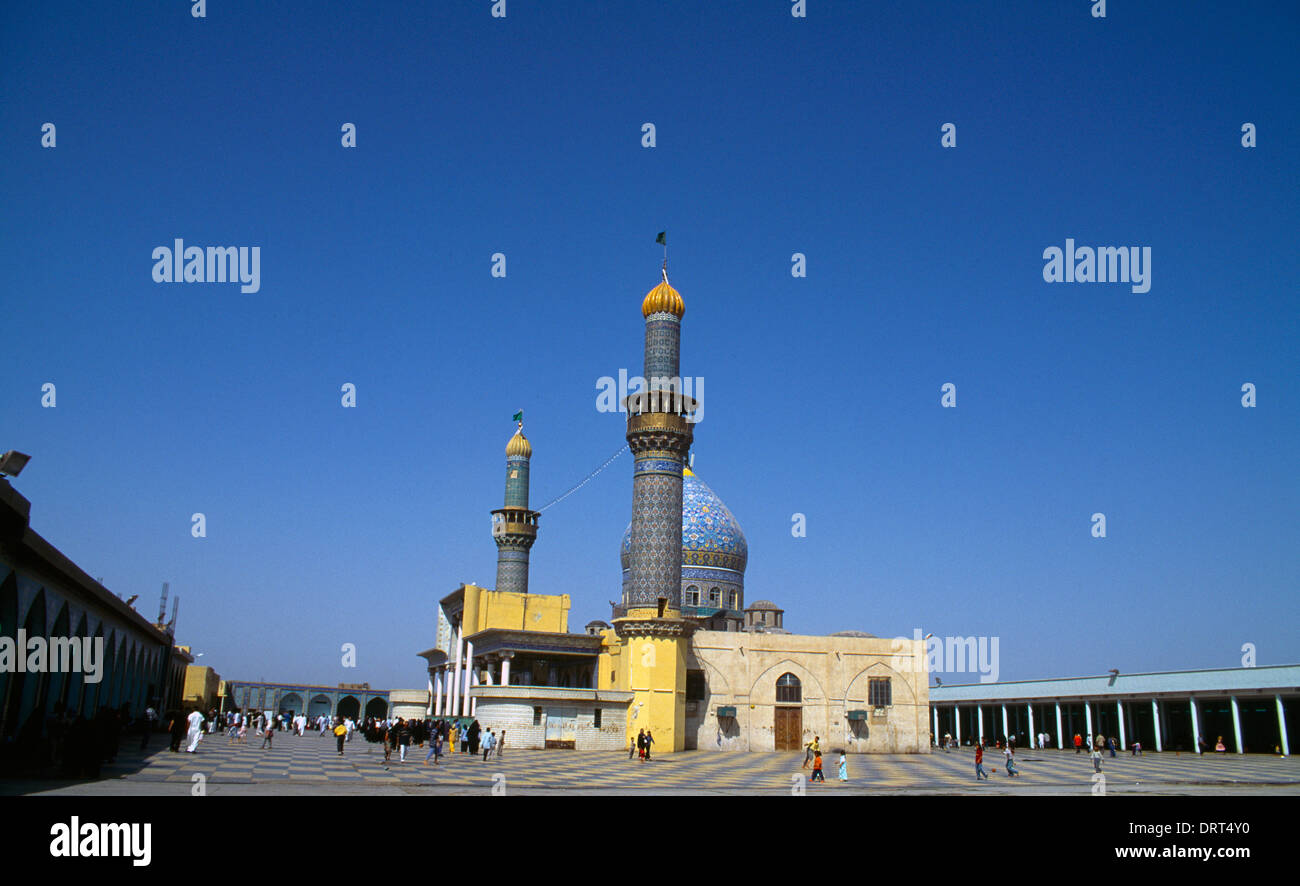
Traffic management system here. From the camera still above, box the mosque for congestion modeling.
[418,264,930,754]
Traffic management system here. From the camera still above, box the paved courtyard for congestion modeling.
[4,733,1299,795]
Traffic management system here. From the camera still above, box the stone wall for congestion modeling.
[471,686,633,751]
[685,630,931,754]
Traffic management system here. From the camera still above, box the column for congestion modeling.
[1084,701,1093,743]
[977,706,984,745]
[954,706,962,745]
[1001,704,1009,743]
[1152,699,1163,752]
[1190,696,1202,753]
[1028,704,1036,748]
[501,652,512,687]
[1117,700,1126,749]
[470,672,479,717]
[433,672,443,717]
[1276,695,1290,756]
[1055,702,1063,750]
[450,629,463,718]
[462,641,474,717]
[933,706,940,746]
[1230,696,1243,754]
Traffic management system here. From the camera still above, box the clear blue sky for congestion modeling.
[3,1,1296,689]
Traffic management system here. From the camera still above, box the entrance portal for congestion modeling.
[775,706,802,751]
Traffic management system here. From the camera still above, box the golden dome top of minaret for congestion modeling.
[642,266,685,318]
[506,425,532,458]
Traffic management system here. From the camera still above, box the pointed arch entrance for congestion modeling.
[774,672,803,751]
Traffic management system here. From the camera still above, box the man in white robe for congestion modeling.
[185,709,205,753]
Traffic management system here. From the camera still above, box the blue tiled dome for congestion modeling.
[621,468,748,574]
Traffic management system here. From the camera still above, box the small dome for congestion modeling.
[642,269,685,318]
[747,600,783,611]
[505,428,531,457]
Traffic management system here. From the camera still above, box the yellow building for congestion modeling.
[183,663,221,710]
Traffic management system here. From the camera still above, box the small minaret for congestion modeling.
[491,420,540,594]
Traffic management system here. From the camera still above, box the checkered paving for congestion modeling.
[63,733,1300,793]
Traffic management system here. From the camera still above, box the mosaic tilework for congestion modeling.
[621,471,747,582]
[494,549,530,595]
[643,314,681,382]
[625,465,684,608]
[504,455,530,509]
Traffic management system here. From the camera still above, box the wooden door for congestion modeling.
[774,706,803,751]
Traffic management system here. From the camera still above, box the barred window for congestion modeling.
[533,706,543,725]
[708,587,720,606]
[685,586,699,606]
[686,669,706,701]
[776,672,802,703]
[727,590,738,609]
[594,708,602,728]
[869,677,892,707]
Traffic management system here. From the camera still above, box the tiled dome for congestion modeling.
[621,467,747,574]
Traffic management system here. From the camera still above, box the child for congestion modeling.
[837,752,848,782]
[810,751,825,782]
[1092,746,1102,773]
[1004,746,1018,777]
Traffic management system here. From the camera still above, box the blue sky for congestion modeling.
[2,1,1296,689]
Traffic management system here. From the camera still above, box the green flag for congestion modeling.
[655,231,666,245]
[512,410,523,423]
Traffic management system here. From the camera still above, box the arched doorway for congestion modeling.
[364,697,388,719]
[279,693,303,716]
[336,695,360,720]
[774,672,802,751]
[307,694,332,719]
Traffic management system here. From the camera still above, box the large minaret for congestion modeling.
[491,421,539,595]
[615,263,696,753]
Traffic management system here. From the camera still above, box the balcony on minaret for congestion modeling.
[491,506,539,540]
[624,388,699,420]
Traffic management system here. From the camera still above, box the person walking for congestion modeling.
[139,706,157,751]
[1073,733,1083,754]
[837,752,848,782]
[185,709,205,753]
[1092,744,1102,773]
[975,743,989,780]
[425,729,443,765]
[1004,745,1019,777]
[803,735,820,768]
[810,751,825,782]
[482,729,495,760]
[497,730,505,758]
[636,729,646,761]
[261,723,274,749]
[333,718,347,756]
[397,718,412,763]
[643,730,655,762]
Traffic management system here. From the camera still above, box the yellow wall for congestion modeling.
[461,584,570,634]
[621,632,688,753]
[183,665,221,708]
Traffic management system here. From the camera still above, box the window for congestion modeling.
[686,586,699,606]
[708,587,720,606]
[776,672,802,703]
[869,677,892,707]
[727,590,738,609]
[686,669,706,701]
[533,706,543,725]
[594,708,602,728]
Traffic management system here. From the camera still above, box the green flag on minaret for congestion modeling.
[512,410,523,423]
[655,231,666,245]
